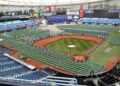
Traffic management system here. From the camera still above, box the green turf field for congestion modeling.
[58,24,120,66]
[47,38,96,55]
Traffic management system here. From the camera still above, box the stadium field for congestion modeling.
[59,24,120,68]
[47,38,96,55]
[0,25,119,76]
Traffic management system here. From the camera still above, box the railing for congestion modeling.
[4,53,36,70]
[45,76,77,86]
[0,76,78,86]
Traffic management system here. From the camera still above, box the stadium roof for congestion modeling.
[0,0,103,6]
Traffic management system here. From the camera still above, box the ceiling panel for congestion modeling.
[0,0,103,5]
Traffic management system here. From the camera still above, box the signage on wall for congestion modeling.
[66,11,79,15]
[84,10,94,13]
[45,7,50,12]
[44,12,53,16]
[79,4,84,18]
[56,8,66,15]
[50,6,56,12]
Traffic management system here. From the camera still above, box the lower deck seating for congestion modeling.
[63,29,108,36]
[0,46,49,80]
[3,37,104,76]
[17,70,48,80]
[110,36,120,46]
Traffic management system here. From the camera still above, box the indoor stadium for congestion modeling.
[0,0,120,86]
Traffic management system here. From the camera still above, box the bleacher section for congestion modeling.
[4,53,36,70]
[47,15,120,26]
[0,20,39,32]
[2,35,104,76]
[90,18,99,24]
[0,46,49,81]
[62,29,108,36]
[4,29,50,44]
[0,45,78,86]
[81,18,91,24]
[58,24,116,37]
[110,36,120,46]
[78,18,120,25]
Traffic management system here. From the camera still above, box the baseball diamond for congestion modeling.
[0,24,120,86]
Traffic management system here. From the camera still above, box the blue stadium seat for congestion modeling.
[82,18,91,24]
[98,18,109,25]
[0,20,39,32]
[17,70,48,80]
[90,18,99,24]
[48,15,68,24]
[0,46,49,81]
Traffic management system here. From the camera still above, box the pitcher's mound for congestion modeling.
[68,45,76,48]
